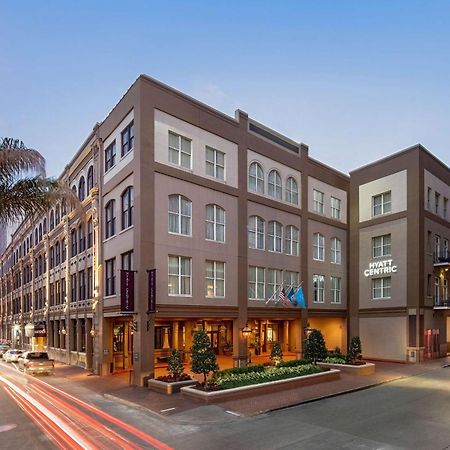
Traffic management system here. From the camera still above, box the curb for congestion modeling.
[103,393,168,421]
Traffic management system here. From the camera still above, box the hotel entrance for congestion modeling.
[112,319,133,371]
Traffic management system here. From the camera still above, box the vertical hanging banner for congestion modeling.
[120,270,135,312]
[147,269,156,314]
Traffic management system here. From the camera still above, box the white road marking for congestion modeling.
[0,424,17,433]
[160,407,176,412]
[225,410,241,417]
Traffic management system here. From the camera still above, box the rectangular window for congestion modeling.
[267,268,283,299]
[121,122,134,157]
[49,283,55,306]
[372,191,392,216]
[372,234,391,258]
[331,238,342,264]
[168,256,191,296]
[105,141,116,171]
[435,192,440,214]
[313,274,325,303]
[313,190,324,214]
[205,260,225,297]
[71,229,77,257]
[283,271,299,287]
[71,273,77,302]
[444,197,448,219]
[78,270,86,301]
[248,266,265,300]
[427,187,432,210]
[313,233,325,261]
[444,239,449,259]
[435,277,440,303]
[330,197,341,220]
[61,278,66,304]
[330,276,341,304]
[121,250,134,271]
[205,146,225,180]
[168,131,191,169]
[105,258,116,296]
[372,277,391,299]
[87,267,93,299]
[435,235,441,258]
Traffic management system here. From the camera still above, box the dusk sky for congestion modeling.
[1,0,449,177]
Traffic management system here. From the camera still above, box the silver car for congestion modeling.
[3,349,23,363]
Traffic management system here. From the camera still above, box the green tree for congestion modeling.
[168,349,184,381]
[191,330,219,386]
[347,336,362,363]
[270,342,283,366]
[304,329,327,364]
[0,137,75,224]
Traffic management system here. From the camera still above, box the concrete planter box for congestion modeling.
[317,362,375,375]
[181,369,340,404]
[148,378,198,395]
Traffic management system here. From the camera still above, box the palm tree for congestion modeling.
[0,137,72,224]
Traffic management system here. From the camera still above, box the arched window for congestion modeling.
[55,241,61,265]
[313,232,325,261]
[78,224,85,252]
[286,177,299,205]
[71,229,77,257]
[285,225,299,256]
[331,237,342,264]
[87,218,93,248]
[61,199,67,216]
[34,228,38,245]
[87,166,94,193]
[55,204,60,225]
[205,204,225,242]
[248,162,264,194]
[268,221,283,253]
[248,216,265,250]
[43,218,47,234]
[38,224,43,241]
[268,170,282,200]
[168,195,192,236]
[49,210,55,230]
[72,185,77,196]
[121,187,134,230]
[105,200,116,239]
[78,177,86,201]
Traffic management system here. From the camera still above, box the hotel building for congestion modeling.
[0,75,448,384]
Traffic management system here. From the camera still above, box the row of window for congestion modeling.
[249,162,299,205]
[71,165,94,202]
[313,233,342,264]
[70,268,93,302]
[427,187,449,219]
[104,121,135,172]
[105,187,134,239]
[312,189,342,220]
[70,220,93,257]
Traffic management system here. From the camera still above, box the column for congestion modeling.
[283,320,289,352]
[233,319,248,367]
[172,321,179,349]
[291,318,303,359]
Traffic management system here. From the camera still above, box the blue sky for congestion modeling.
[1,0,449,177]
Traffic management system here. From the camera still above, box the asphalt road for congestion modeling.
[165,366,450,450]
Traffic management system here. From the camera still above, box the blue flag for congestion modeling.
[295,287,307,309]
[287,287,295,301]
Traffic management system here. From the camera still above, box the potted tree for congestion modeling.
[304,329,327,365]
[191,330,219,390]
[270,341,283,366]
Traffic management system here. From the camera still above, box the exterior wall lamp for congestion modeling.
[241,323,252,338]
[89,328,96,337]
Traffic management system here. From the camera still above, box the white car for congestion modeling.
[3,349,23,363]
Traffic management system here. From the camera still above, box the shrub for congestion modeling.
[214,364,321,390]
[323,356,346,364]
[347,336,362,363]
[167,349,184,381]
[278,358,312,368]
[156,373,191,383]
[270,342,283,366]
[304,329,327,364]
[191,330,219,386]
[216,364,265,378]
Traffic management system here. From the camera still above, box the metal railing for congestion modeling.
[434,297,450,307]
[433,252,450,264]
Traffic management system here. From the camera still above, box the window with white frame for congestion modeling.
[313,232,325,261]
[372,277,391,299]
[105,258,116,296]
[121,121,134,157]
[331,197,341,220]
[168,256,191,296]
[444,197,448,219]
[330,237,342,264]
[435,235,441,258]
[313,189,324,214]
[372,234,391,258]
[267,268,283,299]
[443,278,448,302]
[248,266,265,299]
[313,274,325,303]
[285,177,299,205]
[205,260,225,297]
[372,191,391,216]
[105,200,115,239]
[268,221,283,253]
[168,131,192,169]
[205,204,225,242]
[435,276,440,302]
[268,170,282,200]
[435,192,440,214]
[105,141,116,172]
[284,225,299,256]
[284,271,299,287]
[248,162,264,194]
[121,186,133,230]
[205,146,225,180]
[444,239,449,259]
[330,276,341,304]
[248,216,265,250]
[168,195,192,236]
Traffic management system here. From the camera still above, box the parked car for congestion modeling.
[2,349,23,363]
[18,352,54,375]
[0,345,10,357]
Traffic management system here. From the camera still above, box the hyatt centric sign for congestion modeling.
[363,259,398,277]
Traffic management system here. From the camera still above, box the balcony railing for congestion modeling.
[434,297,450,308]
[433,253,450,265]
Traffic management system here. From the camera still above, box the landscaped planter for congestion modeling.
[317,362,375,375]
[181,369,340,403]
[148,378,198,395]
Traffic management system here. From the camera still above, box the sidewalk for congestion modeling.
[49,356,450,422]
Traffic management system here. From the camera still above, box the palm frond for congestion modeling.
[0,147,46,180]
